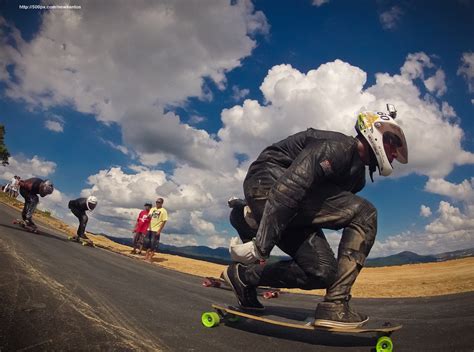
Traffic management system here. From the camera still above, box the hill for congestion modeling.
[365,251,437,267]
[106,234,473,267]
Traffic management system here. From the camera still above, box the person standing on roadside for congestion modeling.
[131,203,152,255]
[144,198,168,262]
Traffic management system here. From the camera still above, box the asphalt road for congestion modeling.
[0,202,473,352]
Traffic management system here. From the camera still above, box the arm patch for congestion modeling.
[319,159,334,176]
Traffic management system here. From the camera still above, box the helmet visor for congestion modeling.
[383,131,402,148]
[382,129,408,164]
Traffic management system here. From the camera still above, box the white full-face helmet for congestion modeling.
[86,196,98,211]
[355,104,408,177]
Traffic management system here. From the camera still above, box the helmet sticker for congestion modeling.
[358,112,379,132]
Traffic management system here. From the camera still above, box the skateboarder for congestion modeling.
[144,198,168,262]
[68,196,98,242]
[224,105,408,328]
[131,203,152,254]
[18,177,54,231]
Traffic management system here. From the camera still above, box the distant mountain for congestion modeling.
[106,236,232,265]
[104,235,473,268]
[434,247,474,261]
[365,251,437,267]
[366,248,474,267]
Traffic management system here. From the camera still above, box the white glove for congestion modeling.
[229,237,262,264]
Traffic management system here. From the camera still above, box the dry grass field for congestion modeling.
[2,193,473,298]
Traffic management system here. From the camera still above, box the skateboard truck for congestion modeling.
[202,277,281,299]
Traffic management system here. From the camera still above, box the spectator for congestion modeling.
[9,176,20,198]
[144,198,168,263]
[131,203,152,255]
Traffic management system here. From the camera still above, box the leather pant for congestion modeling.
[230,179,377,301]
[70,206,88,238]
[20,188,39,226]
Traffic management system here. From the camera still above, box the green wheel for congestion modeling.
[376,336,393,352]
[201,312,220,328]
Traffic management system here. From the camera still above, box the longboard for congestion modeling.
[68,236,94,247]
[13,219,39,234]
[202,303,402,352]
[202,276,281,299]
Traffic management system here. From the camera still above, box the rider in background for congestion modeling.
[18,178,54,230]
[68,196,98,242]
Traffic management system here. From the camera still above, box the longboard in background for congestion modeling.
[68,236,94,247]
[13,219,39,234]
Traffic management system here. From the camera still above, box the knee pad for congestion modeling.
[343,199,377,255]
[352,199,377,235]
[339,228,375,260]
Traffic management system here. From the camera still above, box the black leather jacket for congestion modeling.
[68,198,88,212]
[244,128,366,257]
[19,178,44,195]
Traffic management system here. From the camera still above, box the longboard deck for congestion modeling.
[209,303,402,333]
[13,219,39,233]
[68,236,94,247]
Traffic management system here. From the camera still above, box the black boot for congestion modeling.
[317,247,369,328]
[223,263,264,311]
[24,219,37,231]
[314,295,368,328]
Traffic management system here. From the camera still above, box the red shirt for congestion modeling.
[134,209,151,234]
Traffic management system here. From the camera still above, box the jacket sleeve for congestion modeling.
[254,138,353,257]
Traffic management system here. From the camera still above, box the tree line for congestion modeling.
[0,124,10,166]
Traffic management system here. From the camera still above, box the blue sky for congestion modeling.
[0,0,473,256]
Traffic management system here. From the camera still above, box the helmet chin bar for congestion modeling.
[368,148,377,183]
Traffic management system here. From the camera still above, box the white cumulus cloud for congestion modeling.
[424,69,447,97]
[0,155,56,181]
[420,205,432,217]
[312,0,330,7]
[425,178,474,202]
[79,54,474,249]
[44,119,64,132]
[379,6,403,30]
[0,0,268,124]
[458,52,474,92]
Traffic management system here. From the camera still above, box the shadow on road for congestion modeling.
[0,223,68,242]
[217,319,376,349]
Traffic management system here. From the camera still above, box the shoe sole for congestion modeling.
[222,266,265,312]
[313,317,369,329]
